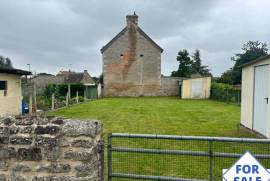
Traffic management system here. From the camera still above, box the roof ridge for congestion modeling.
[100,26,163,53]
[137,26,163,52]
[100,27,127,53]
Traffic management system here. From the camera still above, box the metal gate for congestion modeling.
[107,133,270,181]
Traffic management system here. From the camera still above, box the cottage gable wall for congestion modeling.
[102,14,162,96]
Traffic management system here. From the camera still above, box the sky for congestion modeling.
[0,0,270,77]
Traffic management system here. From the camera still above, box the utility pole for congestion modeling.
[27,64,31,80]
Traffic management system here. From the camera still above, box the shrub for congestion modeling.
[43,84,85,98]
[210,83,241,104]
[36,96,51,111]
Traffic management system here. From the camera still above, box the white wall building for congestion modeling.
[0,68,31,117]
[240,55,270,137]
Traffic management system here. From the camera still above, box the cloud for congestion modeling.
[0,0,269,76]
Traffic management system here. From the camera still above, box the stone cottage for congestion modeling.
[101,13,211,98]
[29,70,96,95]
[101,13,165,96]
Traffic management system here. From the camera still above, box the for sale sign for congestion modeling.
[223,152,270,181]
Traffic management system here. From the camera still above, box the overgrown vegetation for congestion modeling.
[34,95,85,111]
[210,83,241,104]
[43,83,85,99]
[24,84,86,111]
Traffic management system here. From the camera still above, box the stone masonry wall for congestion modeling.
[161,76,184,96]
[102,16,162,97]
[0,116,103,181]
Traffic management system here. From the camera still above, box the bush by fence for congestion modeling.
[23,83,88,112]
[210,83,241,105]
[43,84,85,98]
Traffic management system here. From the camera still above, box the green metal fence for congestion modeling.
[210,88,241,105]
[107,133,270,181]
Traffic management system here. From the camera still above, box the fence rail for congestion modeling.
[108,133,270,181]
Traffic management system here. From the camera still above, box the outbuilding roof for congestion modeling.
[239,54,270,68]
[100,27,163,53]
[0,67,31,75]
[58,70,96,85]
[64,73,85,84]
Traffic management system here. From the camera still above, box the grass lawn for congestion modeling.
[50,97,254,138]
[49,97,261,180]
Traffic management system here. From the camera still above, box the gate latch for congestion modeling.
[265,97,269,104]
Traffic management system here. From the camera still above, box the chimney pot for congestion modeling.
[126,13,138,26]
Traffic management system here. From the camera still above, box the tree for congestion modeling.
[230,41,268,84]
[171,49,212,77]
[217,69,234,84]
[191,49,211,76]
[0,56,5,67]
[5,57,13,68]
[0,56,13,68]
[171,49,193,77]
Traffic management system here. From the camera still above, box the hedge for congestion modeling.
[210,83,241,105]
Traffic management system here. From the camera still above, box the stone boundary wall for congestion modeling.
[161,76,184,96]
[0,116,103,181]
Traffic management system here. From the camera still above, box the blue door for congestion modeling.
[253,65,269,136]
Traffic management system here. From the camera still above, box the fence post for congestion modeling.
[29,95,32,115]
[66,93,69,107]
[68,84,71,100]
[209,140,213,181]
[226,88,229,104]
[99,141,105,181]
[52,93,55,110]
[76,91,79,104]
[84,89,87,101]
[108,134,112,181]
[33,84,37,112]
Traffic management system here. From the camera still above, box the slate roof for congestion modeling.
[64,73,84,84]
[100,26,163,53]
[239,54,270,68]
[58,72,96,85]
[0,67,31,75]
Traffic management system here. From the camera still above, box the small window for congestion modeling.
[0,81,7,90]
[140,54,144,57]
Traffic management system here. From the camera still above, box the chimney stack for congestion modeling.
[126,12,138,26]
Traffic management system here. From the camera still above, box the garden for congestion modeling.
[50,97,251,137]
[48,97,266,180]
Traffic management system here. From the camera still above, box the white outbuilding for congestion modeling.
[181,74,211,99]
[0,67,31,117]
[240,55,270,137]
